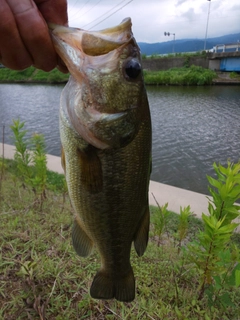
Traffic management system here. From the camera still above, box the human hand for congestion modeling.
[0,0,68,72]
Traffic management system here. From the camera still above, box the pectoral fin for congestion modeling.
[61,146,66,173]
[77,146,103,193]
[72,218,93,257]
[134,206,150,257]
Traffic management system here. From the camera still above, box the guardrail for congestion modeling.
[213,43,240,53]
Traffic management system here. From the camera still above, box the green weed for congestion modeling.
[143,65,217,85]
[230,71,240,80]
[151,195,170,245]
[10,120,49,210]
[0,66,69,83]
[0,146,240,318]
[177,206,193,251]
[187,162,240,307]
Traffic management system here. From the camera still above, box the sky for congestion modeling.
[67,0,240,43]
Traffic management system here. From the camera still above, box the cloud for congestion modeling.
[175,0,188,6]
[67,0,240,43]
[181,7,197,21]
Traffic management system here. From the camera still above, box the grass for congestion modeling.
[0,158,240,319]
[230,71,240,80]
[143,65,217,86]
[0,64,218,86]
[0,66,69,83]
[141,51,208,60]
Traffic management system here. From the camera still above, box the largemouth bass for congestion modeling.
[50,18,151,302]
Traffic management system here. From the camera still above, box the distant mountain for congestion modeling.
[138,33,240,55]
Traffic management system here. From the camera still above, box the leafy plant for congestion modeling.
[10,119,32,185]
[10,119,48,209]
[0,66,69,83]
[204,246,240,309]
[230,71,240,80]
[187,162,240,305]
[177,205,192,252]
[30,133,48,209]
[151,194,170,245]
[16,260,37,280]
[143,66,216,86]
[1,157,240,319]
[0,128,6,203]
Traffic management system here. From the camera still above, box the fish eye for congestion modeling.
[125,59,141,79]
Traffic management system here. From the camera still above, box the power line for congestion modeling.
[83,0,133,29]
[89,0,133,29]
[68,0,95,20]
[68,0,81,12]
[82,0,128,28]
[77,0,103,19]
[70,0,103,22]
[68,0,88,15]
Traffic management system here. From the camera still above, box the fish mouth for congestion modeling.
[68,105,139,150]
[49,18,133,76]
[86,106,137,122]
[52,19,141,149]
[49,18,132,56]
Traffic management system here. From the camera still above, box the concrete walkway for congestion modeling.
[1,143,239,230]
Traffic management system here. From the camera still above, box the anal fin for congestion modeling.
[134,206,150,257]
[72,218,93,257]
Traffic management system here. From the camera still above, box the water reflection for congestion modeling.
[147,85,240,194]
[0,83,62,155]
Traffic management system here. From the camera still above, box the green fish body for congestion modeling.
[50,18,152,302]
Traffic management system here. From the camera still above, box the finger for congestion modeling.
[0,0,33,70]
[34,0,68,26]
[7,0,57,71]
[35,0,69,72]
[57,56,69,74]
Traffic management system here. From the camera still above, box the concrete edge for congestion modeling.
[1,143,239,231]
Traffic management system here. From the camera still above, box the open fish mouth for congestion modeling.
[48,18,132,58]
[48,18,137,87]
[50,18,141,149]
[67,104,139,150]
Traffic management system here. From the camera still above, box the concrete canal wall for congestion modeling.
[142,50,240,73]
[142,56,209,71]
[1,143,240,232]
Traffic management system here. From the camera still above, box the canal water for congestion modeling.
[0,83,239,195]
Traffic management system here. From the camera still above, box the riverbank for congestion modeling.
[1,65,239,85]
[212,71,240,84]
[1,142,240,232]
[2,146,240,319]
[143,65,216,85]
[0,143,208,218]
[0,66,69,83]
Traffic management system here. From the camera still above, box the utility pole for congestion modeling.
[164,32,176,53]
[204,0,211,51]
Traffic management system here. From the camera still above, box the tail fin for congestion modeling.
[90,268,135,302]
